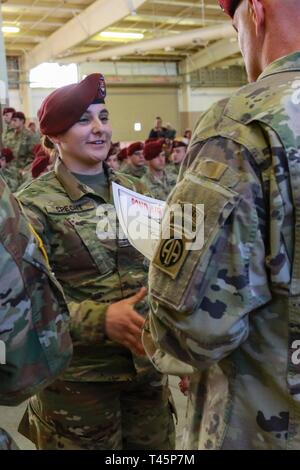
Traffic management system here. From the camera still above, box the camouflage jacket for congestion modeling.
[4,128,38,170]
[0,166,21,193]
[2,126,14,147]
[18,159,155,382]
[121,162,147,179]
[165,162,180,179]
[141,168,177,201]
[0,176,72,448]
[144,52,300,449]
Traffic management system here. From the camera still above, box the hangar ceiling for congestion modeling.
[1,0,241,69]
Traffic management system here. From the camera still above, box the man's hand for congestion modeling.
[105,287,147,356]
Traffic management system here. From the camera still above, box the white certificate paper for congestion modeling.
[112,182,165,261]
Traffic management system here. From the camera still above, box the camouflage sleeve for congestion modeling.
[0,191,72,405]
[67,300,108,343]
[145,137,272,371]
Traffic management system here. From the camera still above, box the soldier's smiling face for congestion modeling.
[52,103,112,172]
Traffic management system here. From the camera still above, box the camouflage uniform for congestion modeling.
[2,126,14,147]
[144,52,300,449]
[141,169,177,201]
[121,162,146,179]
[165,162,180,179]
[18,158,175,450]
[0,175,72,450]
[0,166,21,193]
[4,128,38,171]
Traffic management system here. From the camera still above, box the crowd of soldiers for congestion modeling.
[1,106,189,202]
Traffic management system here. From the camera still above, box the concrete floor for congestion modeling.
[0,376,187,450]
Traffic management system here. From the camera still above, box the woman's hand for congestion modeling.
[105,287,147,356]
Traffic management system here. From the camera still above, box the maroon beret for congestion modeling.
[127,141,144,156]
[144,140,165,161]
[38,73,106,136]
[31,153,50,178]
[172,140,187,150]
[3,107,15,115]
[32,143,43,156]
[12,111,26,121]
[219,0,241,17]
[1,147,14,163]
[118,147,128,161]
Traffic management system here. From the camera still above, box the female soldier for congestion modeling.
[18,73,175,450]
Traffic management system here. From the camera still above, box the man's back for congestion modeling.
[146,52,300,449]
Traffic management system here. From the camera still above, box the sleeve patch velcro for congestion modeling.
[197,159,228,181]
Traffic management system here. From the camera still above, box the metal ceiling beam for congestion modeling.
[26,0,148,69]
[179,38,240,74]
[124,14,227,26]
[151,0,221,10]
[1,2,84,13]
[58,23,234,64]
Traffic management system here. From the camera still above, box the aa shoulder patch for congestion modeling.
[153,235,189,280]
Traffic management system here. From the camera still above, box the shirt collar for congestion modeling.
[55,158,113,202]
[258,51,300,81]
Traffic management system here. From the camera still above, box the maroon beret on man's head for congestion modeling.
[144,140,165,161]
[37,73,107,136]
[127,141,144,156]
[1,147,15,163]
[219,0,241,18]
[12,111,26,121]
[3,107,15,115]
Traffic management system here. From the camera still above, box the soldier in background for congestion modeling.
[106,151,120,171]
[141,140,177,200]
[6,112,39,171]
[121,141,146,178]
[0,147,20,192]
[117,146,129,170]
[18,73,175,450]
[144,0,300,449]
[2,107,15,147]
[167,140,188,178]
[0,175,72,449]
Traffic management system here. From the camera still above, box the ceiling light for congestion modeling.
[2,26,20,33]
[100,31,144,40]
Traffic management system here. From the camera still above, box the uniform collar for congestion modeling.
[54,158,112,202]
[147,168,167,184]
[258,51,300,81]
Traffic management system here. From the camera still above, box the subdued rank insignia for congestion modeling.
[153,236,189,279]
